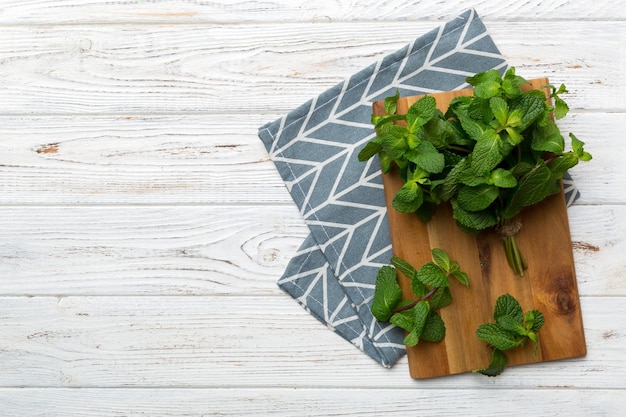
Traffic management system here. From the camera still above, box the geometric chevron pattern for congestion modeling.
[258,9,579,367]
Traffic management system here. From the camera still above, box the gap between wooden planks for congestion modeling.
[372,78,586,379]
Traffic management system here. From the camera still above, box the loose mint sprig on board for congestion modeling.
[360,67,592,276]
[370,248,469,347]
[474,293,545,376]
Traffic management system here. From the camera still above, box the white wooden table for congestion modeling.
[1,1,624,415]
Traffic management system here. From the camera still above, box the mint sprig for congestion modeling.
[370,248,469,347]
[360,67,592,276]
[474,293,545,376]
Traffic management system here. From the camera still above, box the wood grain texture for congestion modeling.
[0,205,622,297]
[0,0,623,24]
[0,387,623,417]
[0,295,623,389]
[0,205,307,296]
[0,115,298,204]
[0,22,622,115]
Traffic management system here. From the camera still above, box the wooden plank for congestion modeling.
[0,205,307,296]
[0,114,297,205]
[0,22,622,115]
[0,387,623,417]
[0,295,623,389]
[0,205,621,297]
[0,113,622,205]
[0,0,623,24]
[374,79,586,378]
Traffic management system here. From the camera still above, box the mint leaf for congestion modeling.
[531,120,565,155]
[370,266,402,322]
[413,300,430,335]
[476,323,520,350]
[384,90,400,115]
[415,199,438,222]
[457,184,499,212]
[431,248,451,272]
[570,133,592,161]
[397,301,431,347]
[390,256,418,281]
[379,129,407,160]
[503,160,560,220]
[466,69,501,87]
[504,126,524,146]
[374,114,405,130]
[420,311,446,342]
[406,95,436,133]
[474,349,508,377]
[416,262,450,288]
[493,293,523,323]
[440,157,470,201]
[392,182,423,213]
[474,80,502,99]
[512,93,545,131]
[406,133,420,150]
[429,287,452,310]
[548,153,578,180]
[379,152,392,173]
[549,84,570,120]
[423,113,461,149]
[526,310,545,333]
[471,129,503,175]
[451,200,499,231]
[390,308,414,332]
[450,269,470,287]
[406,140,445,173]
[554,96,569,120]
[501,68,528,99]
[459,172,488,187]
[490,96,509,126]
[490,168,517,188]
[496,315,527,336]
[457,113,485,141]
[357,140,382,162]
[411,276,427,298]
[403,328,420,347]
[505,109,523,128]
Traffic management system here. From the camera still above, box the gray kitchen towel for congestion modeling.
[258,9,580,367]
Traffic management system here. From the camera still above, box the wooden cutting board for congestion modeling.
[373,78,586,378]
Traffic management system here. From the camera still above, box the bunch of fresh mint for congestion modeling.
[370,248,469,347]
[359,68,591,275]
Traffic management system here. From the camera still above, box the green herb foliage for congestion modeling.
[474,293,545,376]
[370,248,469,347]
[360,68,592,275]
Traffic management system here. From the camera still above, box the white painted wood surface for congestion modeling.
[0,1,624,415]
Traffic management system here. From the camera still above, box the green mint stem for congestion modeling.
[503,235,526,276]
[447,145,471,154]
[391,286,439,314]
[499,219,527,276]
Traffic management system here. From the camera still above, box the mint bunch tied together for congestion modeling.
[360,67,592,276]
